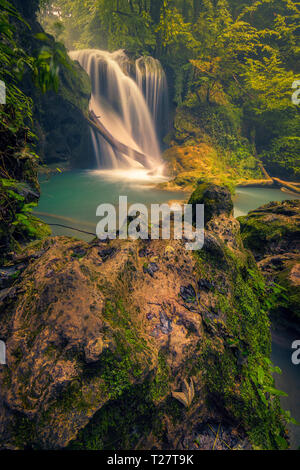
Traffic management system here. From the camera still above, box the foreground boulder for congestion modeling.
[239,200,300,325]
[0,188,287,450]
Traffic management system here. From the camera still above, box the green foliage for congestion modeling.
[0,0,62,259]
[0,1,68,128]
[261,136,300,179]
[33,32,72,93]
[0,178,50,253]
[0,0,33,133]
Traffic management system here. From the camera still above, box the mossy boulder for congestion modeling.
[238,200,300,260]
[160,143,242,191]
[0,193,287,450]
[239,200,300,325]
[189,182,233,225]
[161,103,262,191]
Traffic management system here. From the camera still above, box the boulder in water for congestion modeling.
[188,182,233,225]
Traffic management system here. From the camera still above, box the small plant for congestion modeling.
[251,358,299,424]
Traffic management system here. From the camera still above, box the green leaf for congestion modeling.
[257,366,265,385]
[34,32,50,42]
[275,435,288,450]
[257,388,268,406]
[263,386,288,397]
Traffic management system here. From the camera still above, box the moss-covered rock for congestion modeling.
[161,103,263,191]
[0,189,287,450]
[189,182,233,225]
[238,200,300,260]
[160,143,243,192]
[239,200,300,325]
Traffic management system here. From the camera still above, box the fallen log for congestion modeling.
[87,110,150,168]
[248,159,300,193]
[272,177,300,194]
[238,178,300,193]
[237,179,275,188]
[258,161,273,181]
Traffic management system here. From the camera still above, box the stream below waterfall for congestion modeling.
[37,172,300,240]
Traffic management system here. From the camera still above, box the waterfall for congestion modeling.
[136,56,169,140]
[69,49,165,172]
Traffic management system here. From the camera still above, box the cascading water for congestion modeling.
[69,49,165,174]
[135,56,169,139]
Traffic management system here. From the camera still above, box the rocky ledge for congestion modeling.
[0,185,287,450]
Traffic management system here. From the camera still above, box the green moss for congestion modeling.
[275,261,300,321]
[68,383,158,450]
[149,351,170,403]
[193,243,286,449]
[11,415,37,449]
[68,360,180,451]
[188,182,233,225]
[238,202,300,323]
[163,102,263,191]
[239,214,296,255]
[36,303,149,429]
[59,57,91,114]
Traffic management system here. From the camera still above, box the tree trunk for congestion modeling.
[150,0,163,24]
[182,0,189,20]
[193,0,201,21]
[88,111,151,168]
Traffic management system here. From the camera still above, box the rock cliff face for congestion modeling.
[239,199,300,325]
[0,186,286,450]
[10,0,93,168]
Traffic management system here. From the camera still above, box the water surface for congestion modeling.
[271,327,300,450]
[37,172,300,238]
[37,170,186,240]
[233,187,300,217]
